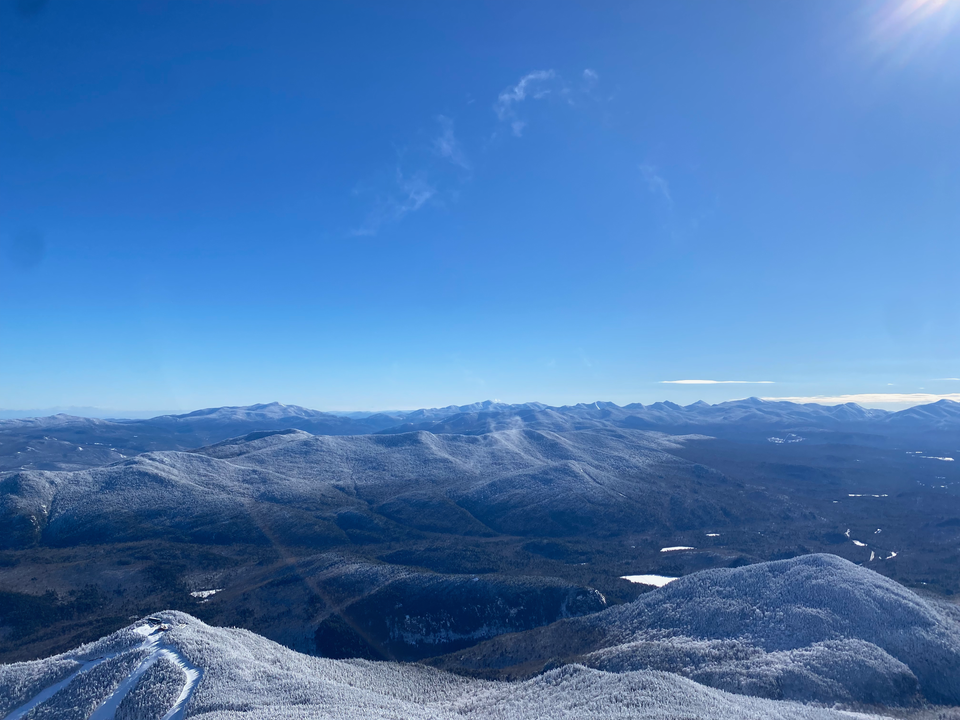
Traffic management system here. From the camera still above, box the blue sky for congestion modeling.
[2,0,959,413]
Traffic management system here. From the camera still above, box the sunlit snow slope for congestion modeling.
[434,554,960,707]
[0,610,889,720]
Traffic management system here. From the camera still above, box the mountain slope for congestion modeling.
[1,427,752,550]
[0,427,753,662]
[433,554,960,706]
[0,612,888,720]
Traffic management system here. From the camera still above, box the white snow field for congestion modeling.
[620,575,677,587]
[0,610,888,720]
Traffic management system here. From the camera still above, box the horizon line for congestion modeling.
[3,393,960,420]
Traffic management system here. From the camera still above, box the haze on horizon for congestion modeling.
[2,0,958,412]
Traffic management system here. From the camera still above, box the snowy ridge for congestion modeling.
[435,554,960,708]
[0,610,886,720]
[3,619,201,720]
[1,427,746,549]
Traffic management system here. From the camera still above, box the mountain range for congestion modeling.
[1,398,958,717]
[3,397,959,473]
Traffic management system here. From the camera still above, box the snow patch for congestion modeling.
[189,588,223,599]
[768,434,804,444]
[621,574,677,587]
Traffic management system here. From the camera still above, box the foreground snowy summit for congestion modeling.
[5,554,960,719]
[1,610,888,720]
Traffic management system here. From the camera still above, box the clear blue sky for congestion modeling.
[2,0,959,413]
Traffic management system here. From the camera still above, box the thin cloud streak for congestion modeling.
[494,70,558,136]
[351,169,436,237]
[495,70,556,120]
[433,115,470,170]
[640,164,671,204]
[661,380,775,385]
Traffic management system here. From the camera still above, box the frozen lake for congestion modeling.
[621,574,678,587]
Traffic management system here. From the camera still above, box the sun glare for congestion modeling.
[871,0,960,51]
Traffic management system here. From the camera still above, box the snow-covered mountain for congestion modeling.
[4,398,958,473]
[380,397,899,436]
[883,398,960,429]
[435,554,960,707]
[1,427,745,549]
[138,401,404,439]
[3,400,958,676]
[1,599,901,720]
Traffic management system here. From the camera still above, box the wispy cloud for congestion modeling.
[640,163,672,204]
[661,380,775,385]
[762,393,960,408]
[355,67,603,232]
[433,115,470,170]
[352,169,436,237]
[494,70,557,136]
[495,70,556,119]
[396,171,435,211]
